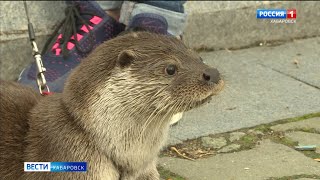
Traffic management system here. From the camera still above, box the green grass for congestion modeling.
[271,136,298,147]
[296,127,319,134]
[266,174,320,180]
[158,166,186,180]
[247,112,320,135]
[254,124,270,133]
[270,135,320,159]
[160,112,320,160]
[236,134,259,150]
[301,151,320,159]
[246,112,320,135]
[276,112,320,124]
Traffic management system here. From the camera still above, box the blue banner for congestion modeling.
[50,162,87,172]
[24,162,87,172]
[256,9,287,19]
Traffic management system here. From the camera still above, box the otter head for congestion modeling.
[63,32,224,129]
[110,33,224,117]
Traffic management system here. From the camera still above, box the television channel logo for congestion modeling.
[24,162,87,172]
[256,9,296,23]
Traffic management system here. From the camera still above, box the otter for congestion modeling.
[0,31,224,179]
[0,81,41,180]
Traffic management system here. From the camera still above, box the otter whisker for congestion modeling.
[115,85,170,141]
[138,97,175,140]
[138,98,171,141]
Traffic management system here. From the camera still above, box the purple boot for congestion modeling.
[18,1,125,93]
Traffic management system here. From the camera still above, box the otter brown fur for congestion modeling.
[0,81,42,179]
[0,31,224,179]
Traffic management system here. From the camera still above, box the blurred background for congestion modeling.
[1,1,319,81]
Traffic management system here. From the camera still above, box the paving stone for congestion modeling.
[0,1,66,41]
[217,144,241,153]
[229,132,246,142]
[201,137,227,149]
[271,117,320,133]
[285,131,320,154]
[168,38,320,145]
[255,130,264,135]
[248,37,320,89]
[0,36,49,81]
[159,140,320,180]
[249,130,265,137]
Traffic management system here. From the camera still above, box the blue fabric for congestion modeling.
[98,1,186,13]
[135,1,186,13]
[127,13,169,35]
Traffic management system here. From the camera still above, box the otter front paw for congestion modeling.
[137,168,159,180]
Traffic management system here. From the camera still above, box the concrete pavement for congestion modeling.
[158,37,320,179]
[160,140,320,180]
[159,117,320,180]
[168,37,320,145]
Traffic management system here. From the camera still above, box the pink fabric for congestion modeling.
[90,16,102,25]
[80,25,93,33]
[70,34,84,41]
[55,48,61,56]
[67,42,75,50]
[51,17,97,55]
[52,43,59,50]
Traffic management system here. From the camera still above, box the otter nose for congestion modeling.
[202,68,221,84]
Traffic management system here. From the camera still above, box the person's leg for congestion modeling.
[137,1,186,13]
[119,1,187,37]
[18,1,125,93]
[97,1,123,21]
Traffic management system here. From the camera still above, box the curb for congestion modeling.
[183,1,320,50]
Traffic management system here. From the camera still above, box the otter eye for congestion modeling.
[165,65,177,75]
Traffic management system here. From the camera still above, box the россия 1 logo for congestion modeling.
[256,9,296,23]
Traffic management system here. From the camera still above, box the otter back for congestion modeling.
[0,80,41,179]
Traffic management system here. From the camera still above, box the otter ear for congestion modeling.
[117,50,136,68]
